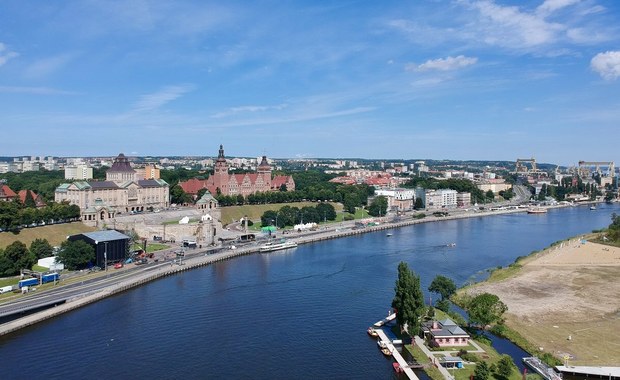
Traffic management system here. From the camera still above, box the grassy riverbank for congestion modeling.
[454,233,620,366]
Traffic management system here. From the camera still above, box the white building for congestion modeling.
[375,188,416,211]
[415,188,458,209]
[65,164,94,180]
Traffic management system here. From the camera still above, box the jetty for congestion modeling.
[523,357,563,380]
[373,312,396,327]
[375,328,419,380]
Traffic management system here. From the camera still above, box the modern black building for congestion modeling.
[67,230,130,267]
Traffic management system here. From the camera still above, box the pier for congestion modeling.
[523,357,563,380]
[374,327,419,380]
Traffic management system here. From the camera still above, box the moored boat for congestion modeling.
[381,347,392,356]
[259,240,298,253]
[392,362,403,373]
[527,207,547,214]
[367,327,378,337]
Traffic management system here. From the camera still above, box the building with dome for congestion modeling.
[55,153,169,226]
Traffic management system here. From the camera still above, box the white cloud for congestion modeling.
[409,55,478,71]
[133,85,195,112]
[23,53,75,79]
[0,42,19,67]
[211,104,287,118]
[591,51,620,80]
[0,86,79,95]
[536,0,580,16]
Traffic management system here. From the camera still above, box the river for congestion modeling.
[1,203,617,379]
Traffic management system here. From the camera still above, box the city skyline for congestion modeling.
[1,1,619,165]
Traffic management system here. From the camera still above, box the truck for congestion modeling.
[0,286,13,294]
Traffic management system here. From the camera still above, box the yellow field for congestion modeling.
[0,222,96,250]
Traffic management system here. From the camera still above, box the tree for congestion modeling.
[391,262,425,334]
[473,360,490,380]
[4,241,33,275]
[57,240,95,270]
[414,197,424,210]
[496,354,516,379]
[435,298,451,313]
[428,275,457,301]
[467,292,508,328]
[30,238,54,260]
[368,196,388,217]
[485,190,494,201]
[24,190,37,208]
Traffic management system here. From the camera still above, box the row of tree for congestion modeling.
[0,238,96,278]
[260,203,337,228]
[0,239,54,277]
[0,201,81,232]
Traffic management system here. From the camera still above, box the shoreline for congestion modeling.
[454,231,620,366]
[0,202,587,336]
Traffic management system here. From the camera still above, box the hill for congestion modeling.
[0,223,97,249]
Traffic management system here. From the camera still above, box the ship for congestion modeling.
[527,207,547,214]
[259,239,298,253]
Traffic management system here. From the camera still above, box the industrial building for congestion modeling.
[67,230,130,267]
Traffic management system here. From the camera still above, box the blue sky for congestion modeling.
[0,0,619,165]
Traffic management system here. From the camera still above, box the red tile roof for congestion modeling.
[17,189,46,207]
[0,185,17,199]
[179,178,209,195]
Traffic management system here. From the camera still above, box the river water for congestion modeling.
[1,204,618,379]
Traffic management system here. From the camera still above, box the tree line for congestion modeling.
[0,201,81,232]
[260,203,337,228]
[0,238,95,278]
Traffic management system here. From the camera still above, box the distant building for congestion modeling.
[374,188,415,211]
[65,164,94,180]
[135,164,160,180]
[456,192,471,207]
[0,185,17,201]
[203,145,295,196]
[415,188,458,209]
[18,190,46,208]
[422,318,470,347]
[55,153,169,227]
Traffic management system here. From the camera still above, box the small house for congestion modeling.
[421,318,470,347]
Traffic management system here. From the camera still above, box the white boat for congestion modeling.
[259,240,298,252]
[590,206,596,210]
[527,207,547,214]
[386,233,393,237]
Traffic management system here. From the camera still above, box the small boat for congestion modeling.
[386,233,393,237]
[527,207,547,214]
[381,347,392,356]
[392,362,404,373]
[590,206,596,210]
[367,327,378,337]
[259,239,298,252]
[446,243,456,247]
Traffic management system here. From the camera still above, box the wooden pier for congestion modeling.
[375,328,419,380]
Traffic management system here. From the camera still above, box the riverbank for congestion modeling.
[456,235,620,366]
[0,204,574,336]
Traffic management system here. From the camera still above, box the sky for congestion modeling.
[0,0,619,165]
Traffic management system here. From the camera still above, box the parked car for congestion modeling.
[114,262,123,269]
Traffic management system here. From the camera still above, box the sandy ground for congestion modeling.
[465,238,620,365]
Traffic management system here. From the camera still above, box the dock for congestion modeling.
[373,312,396,327]
[374,328,419,380]
[523,357,563,380]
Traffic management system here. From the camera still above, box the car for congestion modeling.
[114,262,123,269]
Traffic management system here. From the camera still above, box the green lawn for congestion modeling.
[130,243,170,253]
[0,222,96,249]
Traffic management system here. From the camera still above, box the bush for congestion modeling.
[343,214,355,221]
[413,213,426,219]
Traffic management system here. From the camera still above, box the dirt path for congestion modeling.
[463,238,620,365]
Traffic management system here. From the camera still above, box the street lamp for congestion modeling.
[103,241,108,272]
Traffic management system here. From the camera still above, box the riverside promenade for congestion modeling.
[0,206,538,336]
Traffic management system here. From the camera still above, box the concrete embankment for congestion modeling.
[0,207,534,336]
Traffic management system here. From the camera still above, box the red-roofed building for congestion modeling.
[179,178,210,198]
[0,185,17,202]
[203,145,295,197]
[18,189,46,208]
